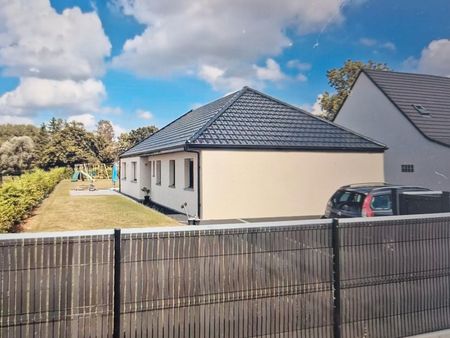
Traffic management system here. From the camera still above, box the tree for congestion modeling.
[96,120,114,143]
[117,126,158,155]
[40,121,99,168]
[47,117,64,134]
[0,136,35,179]
[320,60,390,120]
[96,120,116,164]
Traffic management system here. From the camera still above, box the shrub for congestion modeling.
[0,168,67,232]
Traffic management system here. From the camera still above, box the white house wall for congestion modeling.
[335,72,450,191]
[200,149,384,220]
[146,151,198,217]
[119,156,151,200]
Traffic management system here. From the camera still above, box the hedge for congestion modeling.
[0,168,67,232]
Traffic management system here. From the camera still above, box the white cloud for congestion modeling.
[254,59,286,82]
[381,42,396,51]
[0,0,115,123]
[0,115,34,124]
[112,0,357,90]
[198,65,259,92]
[68,113,97,130]
[287,59,312,71]
[67,113,127,138]
[136,109,153,120]
[416,39,450,77]
[359,37,377,47]
[0,77,106,116]
[0,0,111,80]
[300,95,323,116]
[112,122,127,138]
[359,37,396,51]
[296,74,308,82]
[99,106,123,115]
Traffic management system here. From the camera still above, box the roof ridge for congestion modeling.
[187,87,248,143]
[242,87,387,149]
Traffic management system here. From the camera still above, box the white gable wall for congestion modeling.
[335,73,450,190]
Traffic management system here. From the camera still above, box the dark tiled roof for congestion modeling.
[363,69,450,147]
[121,87,385,157]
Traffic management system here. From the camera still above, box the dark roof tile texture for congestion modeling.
[363,69,450,147]
[121,87,385,157]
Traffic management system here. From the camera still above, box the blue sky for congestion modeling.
[0,0,449,135]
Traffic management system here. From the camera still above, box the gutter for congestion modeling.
[184,144,201,219]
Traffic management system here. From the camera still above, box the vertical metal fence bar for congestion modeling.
[113,229,121,338]
[332,218,341,338]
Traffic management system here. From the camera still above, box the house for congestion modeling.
[119,87,386,220]
[334,69,450,191]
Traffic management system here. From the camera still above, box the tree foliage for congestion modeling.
[96,120,116,164]
[0,118,159,172]
[0,168,67,232]
[0,136,35,176]
[320,60,390,120]
[0,124,40,144]
[117,126,158,154]
[39,121,100,168]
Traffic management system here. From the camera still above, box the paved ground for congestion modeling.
[69,189,119,196]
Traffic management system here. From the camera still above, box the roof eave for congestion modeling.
[186,143,386,153]
[120,144,187,158]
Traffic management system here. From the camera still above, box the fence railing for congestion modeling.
[1,213,450,337]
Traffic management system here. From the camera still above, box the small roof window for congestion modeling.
[412,104,430,116]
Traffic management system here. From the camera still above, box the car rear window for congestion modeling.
[371,194,392,210]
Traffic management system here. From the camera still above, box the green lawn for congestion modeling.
[24,179,178,232]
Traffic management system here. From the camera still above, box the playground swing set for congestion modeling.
[71,163,111,191]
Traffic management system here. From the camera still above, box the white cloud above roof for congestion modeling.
[0,0,114,123]
[417,39,450,77]
[0,77,106,116]
[0,0,111,80]
[112,0,354,90]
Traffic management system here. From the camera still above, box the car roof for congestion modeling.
[340,183,430,194]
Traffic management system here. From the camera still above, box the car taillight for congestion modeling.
[362,194,374,217]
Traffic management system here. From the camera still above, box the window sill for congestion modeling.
[168,185,176,189]
[184,187,194,191]
[130,180,137,183]
[156,183,161,186]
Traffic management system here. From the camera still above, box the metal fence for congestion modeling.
[0,232,114,338]
[1,213,450,337]
[338,214,450,337]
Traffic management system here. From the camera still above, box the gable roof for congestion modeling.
[121,87,386,157]
[361,69,450,147]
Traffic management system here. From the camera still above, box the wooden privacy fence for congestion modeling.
[1,213,450,337]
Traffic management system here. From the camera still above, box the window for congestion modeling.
[184,158,194,189]
[169,160,176,187]
[331,190,365,213]
[412,104,430,116]
[401,164,414,173]
[121,162,126,180]
[152,160,155,177]
[131,161,137,181]
[371,194,392,210]
[156,161,161,185]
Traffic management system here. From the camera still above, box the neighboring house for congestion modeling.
[335,69,450,191]
[120,87,385,220]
